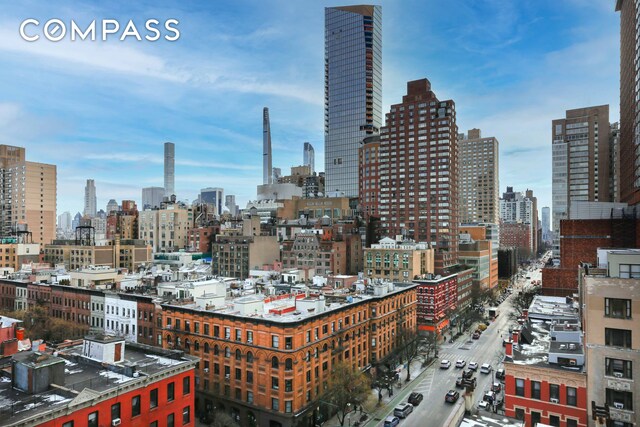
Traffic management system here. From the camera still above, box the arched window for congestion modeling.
[214,345,219,355]
[166,334,172,345]
[235,349,242,361]
[285,358,293,371]
[271,356,279,369]
[176,337,181,347]
[194,341,200,351]
[246,351,254,363]
[323,343,328,352]
[314,347,319,358]
[225,347,231,358]
[306,351,311,362]
[184,338,191,351]
[204,342,210,354]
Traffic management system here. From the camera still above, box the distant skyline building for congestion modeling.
[200,187,224,216]
[106,199,119,215]
[84,179,97,218]
[376,79,459,274]
[225,195,238,216]
[552,105,611,257]
[616,0,640,205]
[57,211,71,232]
[500,186,538,259]
[458,128,500,224]
[263,107,273,185]
[72,212,82,231]
[142,186,164,210]
[303,142,315,174]
[325,5,382,198]
[164,142,175,198]
[541,206,550,242]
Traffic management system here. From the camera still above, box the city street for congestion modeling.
[368,266,542,427]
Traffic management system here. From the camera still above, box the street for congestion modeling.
[369,263,544,427]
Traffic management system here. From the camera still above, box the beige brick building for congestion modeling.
[363,237,434,282]
[44,238,151,271]
[139,204,194,252]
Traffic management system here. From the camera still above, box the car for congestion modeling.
[480,363,492,374]
[455,360,466,368]
[408,392,423,406]
[496,368,506,380]
[455,377,464,388]
[472,332,481,339]
[457,376,476,388]
[383,416,400,427]
[393,403,413,418]
[445,390,460,403]
[491,382,502,392]
[468,362,478,371]
[462,369,473,379]
[478,400,490,410]
[483,390,496,403]
[440,359,451,369]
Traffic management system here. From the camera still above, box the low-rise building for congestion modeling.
[0,335,197,427]
[212,234,279,279]
[364,237,434,282]
[0,241,40,271]
[504,296,588,427]
[44,238,151,271]
[414,273,458,334]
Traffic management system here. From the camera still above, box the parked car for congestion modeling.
[462,369,474,379]
[455,360,466,368]
[491,382,502,392]
[455,377,464,388]
[393,403,413,418]
[445,390,460,403]
[496,368,506,380]
[483,390,496,403]
[440,359,451,369]
[408,392,423,406]
[478,400,490,410]
[468,362,479,371]
[480,363,492,374]
[472,332,481,339]
[384,416,400,427]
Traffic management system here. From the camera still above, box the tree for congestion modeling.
[509,287,540,321]
[5,305,86,343]
[371,366,395,404]
[321,362,371,426]
[394,325,422,381]
[421,331,439,363]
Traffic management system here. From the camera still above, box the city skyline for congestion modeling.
[0,1,619,215]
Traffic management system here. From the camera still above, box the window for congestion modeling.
[606,388,633,410]
[531,412,541,426]
[566,386,577,406]
[235,368,241,380]
[150,388,158,408]
[150,422,158,427]
[88,411,98,427]
[247,371,253,384]
[247,391,254,403]
[567,419,578,427]
[285,400,292,413]
[62,423,74,427]
[605,298,632,319]
[247,330,253,343]
[272,398,279,411]
[285,336,292,349]
[285,358,293,371]
[285,379,293,392]
[225,347,231,358]
[515,408,524,421]
[167,413,174,427]
[204,324,210,335]
[272,335,279,348]
[247,351,254,363]
[183,406,191,424]
[618,264,640,278]
[272,356,279,369]
[213,325,219,337]
[236,329,242,341]
[549,415,560,427]
[111,402,121,422]
[167,382,175,401]
[606,358,633,379]
[183,376,191,395]
[515,378,525,396]
[549,384,560,401]
[235,349,242,361]
[605,328,632,348]
[132,395,141,417]
[531,381,541,399]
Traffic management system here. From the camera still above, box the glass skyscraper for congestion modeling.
[324,5,382,198]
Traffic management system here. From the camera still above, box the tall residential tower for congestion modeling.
[263,107,273,185]
[303,142,315,175]
[84,179,97,218]
[324,5,382,198]
[164,142,175,198]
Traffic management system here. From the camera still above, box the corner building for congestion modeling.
[161,283,417,427]
[377,79,459,274]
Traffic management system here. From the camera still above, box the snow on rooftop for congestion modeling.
[144,354,182,366]
[99,370,134,384]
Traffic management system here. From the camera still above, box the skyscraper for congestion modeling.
[0,145,56,244]
[164,142,175,198]
[541,206,551,242]
[303,142,315,175]
[200,187,224,216]
[552,105,610,257]
[377,79,459,274]
[84,179,97,218]
[142,186,164,210]
[458,129,500,224]
[57,211,72,233]
[616,0,640,205]
[225,195,237,216]
[263,107,272,185]
[325,5,382,198]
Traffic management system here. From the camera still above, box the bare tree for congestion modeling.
[394,325,422,381]
[321,362,371,426]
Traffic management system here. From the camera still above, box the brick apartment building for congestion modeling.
[414,274,458,333]
[161,283,418,427]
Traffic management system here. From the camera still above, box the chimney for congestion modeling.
[512,330,519,344]
[505,341,513,358]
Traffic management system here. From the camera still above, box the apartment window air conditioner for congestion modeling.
[614,372,623,378]
[613,402,624,410]
[225,374,230,380]
[569,360,576,366]
[112,419,122,426]
[204,368,209,373]
[550,398,559,403]
[247,339,253,344]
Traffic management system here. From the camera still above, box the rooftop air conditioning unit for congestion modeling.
[112,419,122,426]
[614,372,623,378]
[613,402,624,410]
[550,398,559,404]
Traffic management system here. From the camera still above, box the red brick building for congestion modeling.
[414,274,458,333]
[358,135,381,220]
[499,222,533,262]
[542,217,640,296]
[1,336,197,427]
[187,225,220,253]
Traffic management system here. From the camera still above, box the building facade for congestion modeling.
[303,142,315,175]
[44,238,152,271]
[84,179,97,218]
[459,129,499,224]
[164,142,175,198]
[139,204,194,252]
[358,135,381,220]
[378,79,459,275]
[212,235,279,279]
[201,187,224,217]
[324,5,382,198]
[363,237,434,282]
[414,274,458,333]
[142,186,165,210]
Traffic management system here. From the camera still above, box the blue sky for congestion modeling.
[0,0,620,216]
